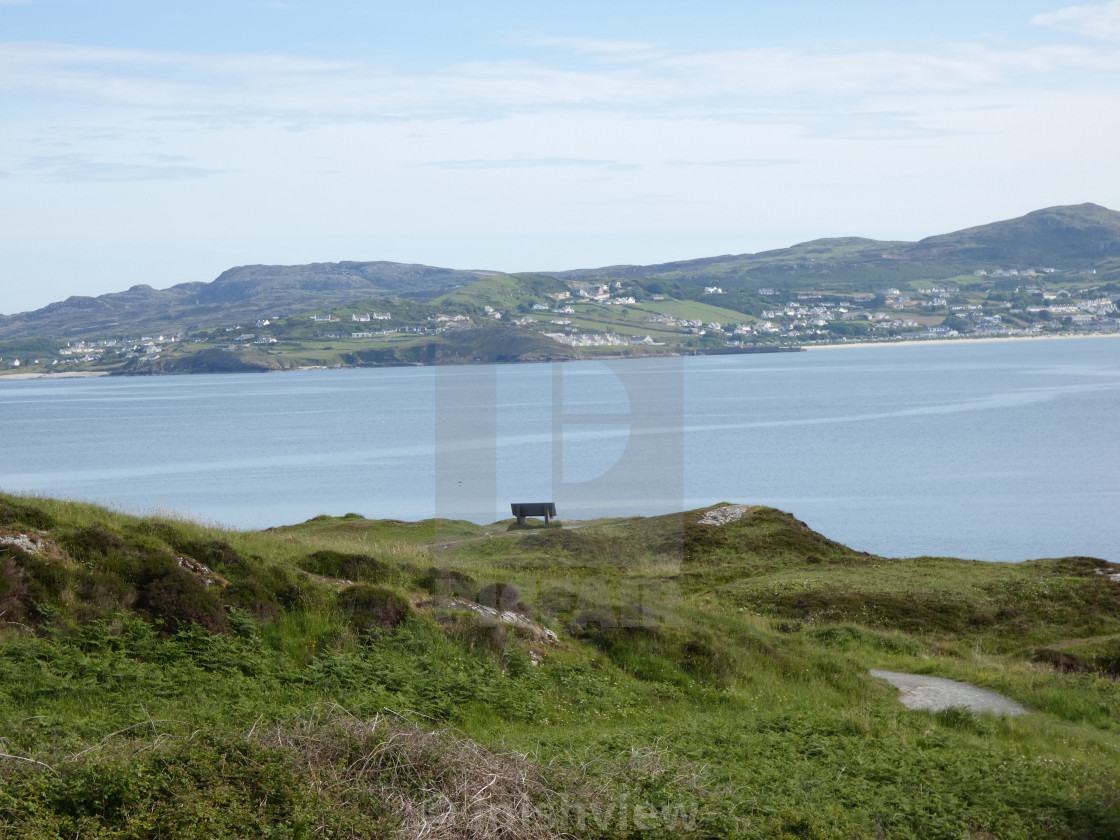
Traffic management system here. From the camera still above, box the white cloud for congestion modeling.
[511,35,667,63]
[1032,1,1120,41]
[21,154,223,181]
[0,39,1117,131]
[421,157,639,171]
[666,157,798,167]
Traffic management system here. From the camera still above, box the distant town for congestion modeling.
[3,266,1119,376]
[4,203,1120,375]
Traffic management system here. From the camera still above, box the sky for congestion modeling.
[2,1,1120,315]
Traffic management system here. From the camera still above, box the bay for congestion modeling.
[2,336,1119,563]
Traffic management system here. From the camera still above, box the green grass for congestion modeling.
[2,493,1120,838]
[433,274,570,310]
[639,299,755,324]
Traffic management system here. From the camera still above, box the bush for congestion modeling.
[298,550,387,583]
[438,611,508,655]
[138,568,229,634]
[2,545,69,621]
[0,555,31,622]
[0,497,56,530]
[540,585,579,616]
[223,578,283,620]
[338,585,413,632]
[478,582,522,612]
[59,527,125,561]
[168,539,249,577]
[419,567,476,599]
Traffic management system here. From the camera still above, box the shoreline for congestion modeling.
[806,331,1120,351]
[0,370,111,380]
[2,331,1118,380]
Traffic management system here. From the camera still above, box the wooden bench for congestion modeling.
[510,502,557,526]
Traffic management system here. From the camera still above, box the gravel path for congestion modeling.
[870,669,1029,716]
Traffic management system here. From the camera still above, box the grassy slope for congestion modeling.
[1,495,1119,839]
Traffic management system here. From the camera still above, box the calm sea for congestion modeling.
[2,336,1119,563]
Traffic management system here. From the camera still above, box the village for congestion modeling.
[3,269,1120,373]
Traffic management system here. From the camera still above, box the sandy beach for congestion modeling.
[806,332,1120,351]
[0,370,111,380]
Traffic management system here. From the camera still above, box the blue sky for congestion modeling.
[3,0,1120,314]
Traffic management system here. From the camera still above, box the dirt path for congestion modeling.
[870,670,1029,716]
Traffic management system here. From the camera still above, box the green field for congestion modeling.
[1,493,1119,838]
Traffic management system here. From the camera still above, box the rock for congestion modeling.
[176,555,227,587]
[0,533,44,554]
[699,505,751,526]
[439,598,559,644]
[870,669,1028,716]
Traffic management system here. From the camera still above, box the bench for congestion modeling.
[510,502,557,526]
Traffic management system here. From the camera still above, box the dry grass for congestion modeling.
[278,709,584,840]
[2,710,592,840]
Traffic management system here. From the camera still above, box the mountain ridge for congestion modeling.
[3,203,1119,339]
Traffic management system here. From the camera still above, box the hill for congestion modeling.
[0,261,495,340]
[4,205,1120,343]
[554,204,1120,293]
[889,203,1120,267]
[1,493,1119,838]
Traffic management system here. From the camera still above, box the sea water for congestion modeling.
[2,336,1118,562]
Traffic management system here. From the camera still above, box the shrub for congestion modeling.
[223,578,283,620]
[478,582,522,612]
[580,624,734,686]
[679,637,733,682]
[540,585,579,616]
[169,539,249,577]
[117,546,179,581]
[0,497,56,530]
[570,606,617,633]
[298,550,388,583]
[0,555,31,622]
[419,567,476,599]
[338,584,413,632]
[2,545,69,621]
[228,564,305,614]
[438,611,508,655]
[72,570,137,621]
[59,527,125,561]
[138,568,229,633]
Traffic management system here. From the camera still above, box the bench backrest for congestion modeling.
[510,502,557,517]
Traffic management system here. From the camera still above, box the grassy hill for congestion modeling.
[5,204,1120,345]
[1,493,1119,838]
[0,261,494,341]
[889,203,1120,268]
[554,204,1120,293]
[432,273,571,310]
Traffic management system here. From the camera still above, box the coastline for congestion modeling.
[2,331,1118,380]
[806,331,1120,351]
[0,370,111,380]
